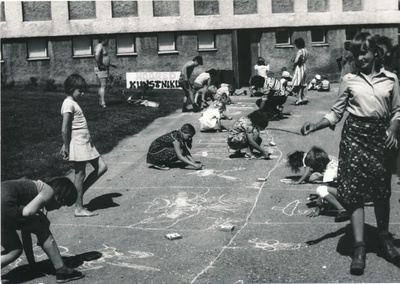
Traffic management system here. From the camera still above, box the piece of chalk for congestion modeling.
[257,177,267,181]
[269,141,276,146]
[220,225,235,232]
[165,233,182,240]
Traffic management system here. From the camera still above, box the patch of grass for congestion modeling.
[1,87,182,181]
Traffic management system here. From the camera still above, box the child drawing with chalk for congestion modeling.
[227,110,270,159]
[147,124,202,170]
[199,102,228,132]
[286,146,349,222]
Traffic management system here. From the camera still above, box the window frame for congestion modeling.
[275,29,292,47]
[27,38,49,61]
[311,28,329,46]
[198,31,217,51]
[0,43,3,62]
[116,34,137,56]
[157,32,178,55]
[72,36,94,58]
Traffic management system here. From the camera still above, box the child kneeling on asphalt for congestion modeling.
[199,102,228,132]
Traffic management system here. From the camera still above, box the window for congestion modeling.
[194,0,219,15]
[27,38,48,60]
[72,37,93,57]
[275,29,291,45]
[311,28,327,44]
[271,0,294,13]
[22,1,52,21]
[158,33,177,53]
[198,31,216,50]
[0,44,3,62]
[112,1,138,18]
[68,1,96,20]
[116,34,136,55]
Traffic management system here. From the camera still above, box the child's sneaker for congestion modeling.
[56,269,84,283]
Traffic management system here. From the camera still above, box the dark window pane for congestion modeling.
[194,0,219,15]
[343,0,363,11]
[112,1,138,18]
[68,1,96,20]
[22,1,51,21]
[1,2,5,22]
[308,0,329,12]
[272,0,294,13]
[153,0,179,17]
[234,0,257,15]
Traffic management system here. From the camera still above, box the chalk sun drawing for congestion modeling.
[187,167,245,181]
[271,200,309,216]
[12,244,159,272]
[132,188,250,229]
[248,239,304,251]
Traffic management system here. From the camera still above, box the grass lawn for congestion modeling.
[1,86,182,181]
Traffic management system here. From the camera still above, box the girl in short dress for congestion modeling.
[291,37,308,105]
[227,110,270,159]
[147,124,202,170]
[60,74,108,217]
[301,33,400,275]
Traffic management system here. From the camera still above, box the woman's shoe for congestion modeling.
[350,241,366,276]
[377,232,400,262]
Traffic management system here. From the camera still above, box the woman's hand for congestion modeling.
[301,123,316,136]
[385,129,398,149]
[59,145,69,160]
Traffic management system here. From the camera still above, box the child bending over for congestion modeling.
[286,146,348,222]
[199,102,228,132]
[1,177,84,283]
[227,110,270,159]
[147,124,202,170]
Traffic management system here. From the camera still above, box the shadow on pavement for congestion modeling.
[85,193,122,212]
[1,251,102,283]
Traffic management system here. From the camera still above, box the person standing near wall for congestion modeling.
[301,33,400,276]
[94,37,116,108]
[291,38,308,106]
[179,56,203,112]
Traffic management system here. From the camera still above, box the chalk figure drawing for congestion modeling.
[271,200,309,216]
[249,239,304,251]
[11,244,159,272]
[132,188,250,229]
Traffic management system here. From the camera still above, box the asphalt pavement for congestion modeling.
[2,84,400,283]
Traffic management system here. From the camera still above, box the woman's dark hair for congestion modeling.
[64,74,87,95]
[193,56,203,65]
[181,123,196,136]
[286,150,305,173]
[351,32,382,71]
[46,177,77,207]
[306,146,330,173]
[250,75,265,89]
[247,110,269,130]
[294,38,305,49]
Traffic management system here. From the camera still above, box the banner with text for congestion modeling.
[126,72,181,89]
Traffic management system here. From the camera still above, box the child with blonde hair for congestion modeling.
[199,102,228,132]
[60,74,108,217]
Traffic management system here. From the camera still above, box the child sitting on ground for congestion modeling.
[1,177,84,283]
[199,102,228,132]
[318,76,330,92]
[307,74,322,91]
[280,67,293,96]
[286,146,348,222]
[217,83,247,96]
[227,110,270,160]
[147,124,202,170]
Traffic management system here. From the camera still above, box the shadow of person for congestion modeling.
[1,251,102,283]
[306,225,349,246]
[85,193,122,212]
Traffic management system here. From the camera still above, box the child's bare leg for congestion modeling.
[1,229,23,268]
[73,162,94,217]
[98,78,107,106]
[316,185,345,211]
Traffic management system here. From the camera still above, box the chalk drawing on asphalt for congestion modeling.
[11,244,159,272]
[131,188,251,229]
[271,200,309,216]
[248,239,304,251]
[187,167,245,181]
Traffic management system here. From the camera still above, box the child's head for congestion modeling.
[181,123,196,141]
[281,67,288,72]
[45,177,77,210]
[286,150,305,173]
[247,110,269,130]
[294,37,305,49]
[351,32,381,71]
[64,74,87,96]
[314,74,321,81]
[287,146,330,173]
[344,41,351,51]
[217,93,229,105]
[281,70,292,81]
[193,56,203,66]
[257,57,266,65]
[207,68,218,77]
[215,101,226,113]
[207,85,218,96]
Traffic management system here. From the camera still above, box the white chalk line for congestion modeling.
[190,130,283,283]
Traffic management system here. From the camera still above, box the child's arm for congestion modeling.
[246,131,270,159]
[307,197,322,217]
[220,113,232,120]
[292,167,312,184]
[60,112,73,160]
[172,140,202,169]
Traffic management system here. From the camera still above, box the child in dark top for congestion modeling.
[1,177,84,283]
[147,124,202,170]
[286,146,348,222]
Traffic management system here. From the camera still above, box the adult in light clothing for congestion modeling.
[179,56,203,112]
[291,38,308,105]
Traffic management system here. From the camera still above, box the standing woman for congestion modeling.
[301,33,400,275]
[291,37,308,105]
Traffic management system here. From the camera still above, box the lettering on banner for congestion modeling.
[126,72,181,89]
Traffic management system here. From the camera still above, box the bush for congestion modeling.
[29,77,38,86]
[44,79,57,92]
